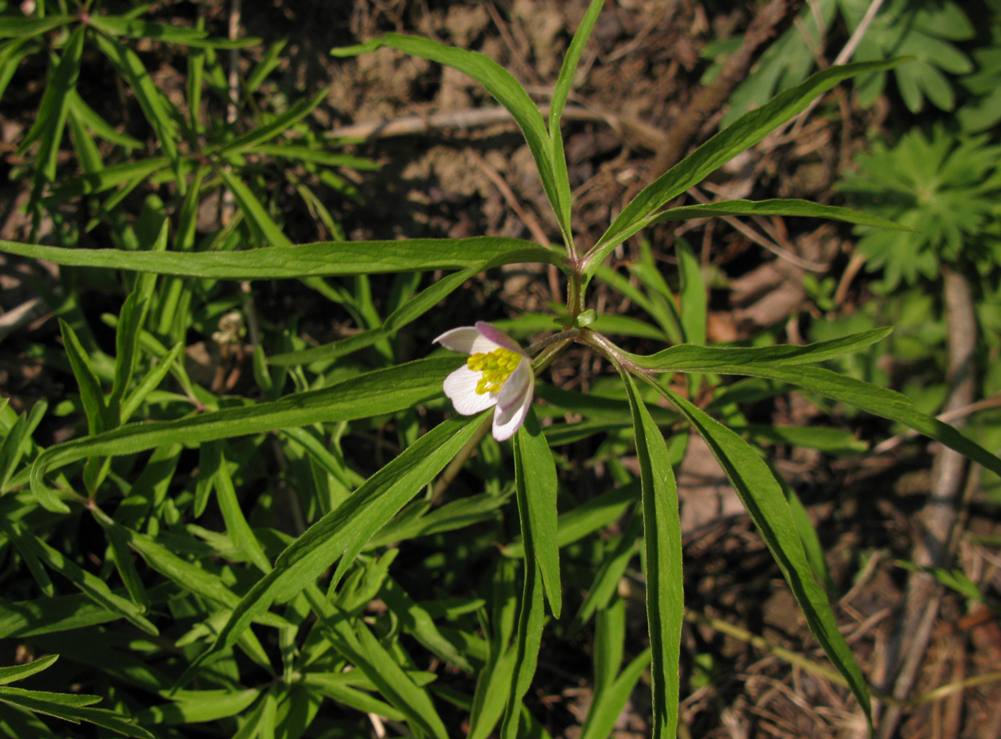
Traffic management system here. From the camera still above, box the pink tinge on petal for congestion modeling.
[491,376,533,441]
[442,366,498,415]
[434,326,503,355]
[496,360,532,412]
[473,321,523,353]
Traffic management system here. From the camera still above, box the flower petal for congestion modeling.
[492,368,534,441]
[442,365,498,415]
[496,359,532,411]
[474,321,523,353]
[434,326,503,355]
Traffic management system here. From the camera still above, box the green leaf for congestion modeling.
[270,268,476,366]
[304,586,449,739]
[0,16,72,38]
[245,40,287,93]
[102,519,149,610]
[469,561,519,739]
[67,90,143,150]
[21,25,84,189]
[219,170,292,248]
[107,224,165,422]
[0,655,59,686]
[658,361,1001,480]
[0,399,47,492]
[48,157,170,199]
[547,0,604,242]
[88,16,260,49]
[332,34,569,245]
[0,687,153,738]
[380,577,473,672]
[650,198,912,231]
[59,319,106,435]
[92,515,280,626]
[31,357,458,509]
[629,327,892,372]
[207,442,272,574]
[621,374,682,738]
[575,515,641,625]
[1,521,157,636]
[92,33,178,165]
[513,411,562,617]
[0,687,101,708]
[0,592,136,637]
[120,342,185,422]
[675,239,706,346]
[582,648,652,739]
[499,414,554,737]
[504,482,638,557]
[0,236,562,279]
[301,673,405,720]
[593,596,625,698]
[136,689,260,725]
[192,416,483,670]
[220,89,327,155]
[586,59,901,270]
[652,381,871,719]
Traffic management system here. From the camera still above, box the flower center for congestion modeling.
[467,347,521,395]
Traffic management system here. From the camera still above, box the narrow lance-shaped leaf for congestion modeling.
[499,412,556,738]
[219,89,327,155]
[0,236,563,279]
[21,25,85,192]
[0,655,59,685]
[0,399,47,492]
[332,34,569,245]
[513,410,562,617]
[675,238,706,346]
[87,15,261,49]
[0,687,154,738]
[270,268,477,366]
[219,170,293,248]
[647,360,1001,480]
[547,0,605,243]
[59,319,106,436]
[108,222,166,422]
[67,90,143,150]
[652,380,872,719]
[620,373,683,738]
[586,59,900,271]
[208,442,272,574]
[92,33,179,165]
[650,198,911,231]
[0,16,72,39]
[593,596,626,698]
[582,649,653,739]
[30,357,459,511]
[188,416,483,672]
[135,689,260,725]
[629,327,892,372]
[2,521,158,636]
[303,586,449,739]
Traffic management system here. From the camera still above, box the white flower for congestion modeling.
[434,321,535,441]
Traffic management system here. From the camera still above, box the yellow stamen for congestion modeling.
[467,347,521,395]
